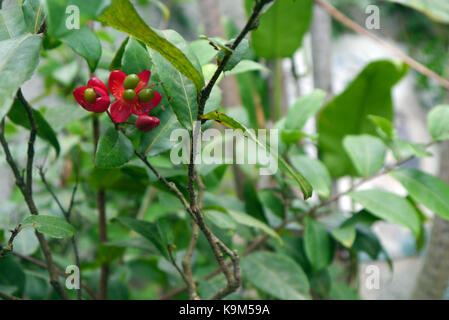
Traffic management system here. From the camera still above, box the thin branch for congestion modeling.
[92,116,109,300]
[12,252,97,300]
[0,224,22,257]
[0,91,69,300]
[314,0,449,90]
[38,167,82,300]
[168,246,189,285]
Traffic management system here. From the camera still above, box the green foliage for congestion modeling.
[0,34,42,121]
[427,105,449,141]
[245,0,313,59]
[391,168,449,220]
[318,60,408,177]
[382,0,449,24]
[241,251,310,300]
[96,127,135,168]
[99,0,204,91]
[22,215,75,239]
[343,135,387,177]
[304,217,334,272]
[349,189,421,237]
[150,30,202,130]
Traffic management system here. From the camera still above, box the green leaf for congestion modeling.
[331,226,356,248]
[241,251,310,300]
[96,127,134,168]
[427,105,449,141]
[138,108,181,156]
[382,0,449,24]
[318,60,408,177]
[0,6,27,40]
[218,39,249,72]
[349,189,421,237]
[45,0,111,38]
[202,111,313,199]
[226,59,268,75]
[150,30,202,130]
[284,90,326,131]
[0,34,42,121]
[115,217,169,259]
[227,210,281,243]
[8,98,60,156]
[110,37,129,71]
[245,0,313,59]
[243,180,267,222]
[99,0,204,91]
[343,134,387,177]
[390,168,449,221]
[304,217,334,272]
[120,38,152,74]
[290,155,332,198]
[22,0,46,34]
[60,25,101,72]
[0,256,26,296]
[22,215,75,239]
[368,115,395,139]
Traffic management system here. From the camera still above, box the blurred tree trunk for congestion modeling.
[197,0,245,199]
[311,4,332,94]
[412,140,449,299]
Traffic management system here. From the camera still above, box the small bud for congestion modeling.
[136,115,160,132]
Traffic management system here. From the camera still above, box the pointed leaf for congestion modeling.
[22,215,75,239]
[96,127,134,168]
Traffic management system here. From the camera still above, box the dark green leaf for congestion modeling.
[99,0,204,91]
[0,256,25,296]
[304,217,334,272]
[96,127,134,168]
[318,60,408,177]
[8,99,60,155]
[22,215,75,239]
[241,251,310,300]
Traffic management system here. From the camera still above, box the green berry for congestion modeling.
[84,88,97,104]
[138,88,155,103]
[123,74,140,89]
[123,89,137,101]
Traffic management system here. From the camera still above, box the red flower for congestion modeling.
[108,70,162,123]
[73,78,110,113]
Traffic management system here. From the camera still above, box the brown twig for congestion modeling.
[314,0,449,90]
[92,116,109,300]
[0,90,69,300]
[12,252,97,300]
[38,167,82,300]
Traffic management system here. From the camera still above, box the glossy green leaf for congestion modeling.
[241,251,310,300]
[22,215,75,239]
[285,90,326,131]
[427,105,449,141]
[382,0,449,24]
[318,60,408,177]
[115,217,169,259]
[349,189,421,237]
[0,6,27,40]
[202,111,313,199]
[343,135,387,177]
[96,127,134,168]
[45,0,111,38]
[22,0,46,34]
[218,39,249,72]
[245,0,313,59]
[60,25,101,72]
[139,108,181,156]
[391,168,449,221]
[227,210,280,243]
[150,30,202,130]
[121,38,152,74]
[331,226,356,248]
[290,155,332,198]
[0,34,42,121]
[8,98,60,155]
[243,180,267,222]
[0,256,26,296]
[304,217,334,272]
[110,37,129,71]
[99,0,204,91]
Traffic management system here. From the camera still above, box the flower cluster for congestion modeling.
[73,70,161,132]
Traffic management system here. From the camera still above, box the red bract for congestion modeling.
[108,70,162,123]
[73,78,111,113]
